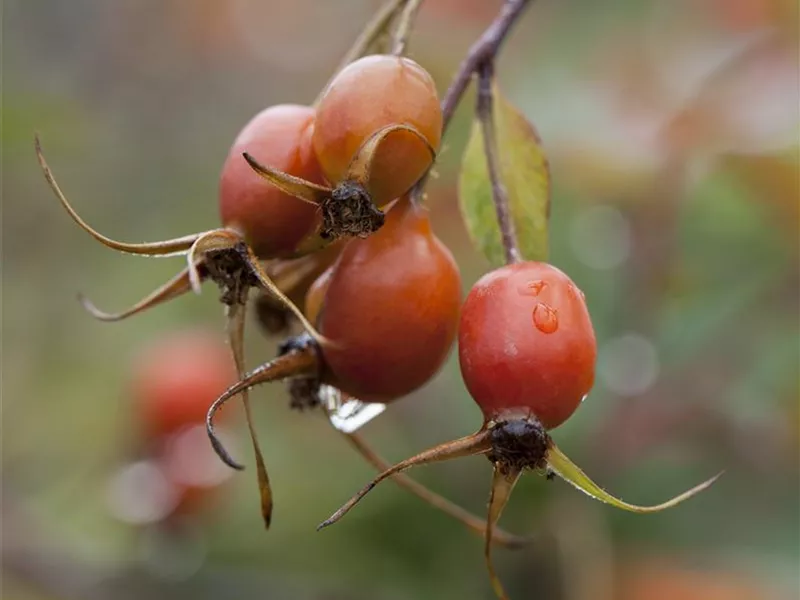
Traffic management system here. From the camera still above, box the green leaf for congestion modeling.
[458,88,550,267]
[546,442,722,513]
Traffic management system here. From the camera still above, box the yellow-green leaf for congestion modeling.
[546,442,722,513]
[458,88,550,267]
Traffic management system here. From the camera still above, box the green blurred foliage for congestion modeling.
[3,1,798,599]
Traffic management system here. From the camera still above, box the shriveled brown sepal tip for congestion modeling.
[242,152,329,206]
[77,265,200,322]
[205,346,319,471]
[485,464,522,600]
[338,429,534,549]
[226,302,275,528]
[36,134,207,257]
[243,122,435,241]
[317,428,493,530]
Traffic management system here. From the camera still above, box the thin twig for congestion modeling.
[391,0,423,56]
[410,0,532,203]
[476,62,522,264]
[440,0,531,127]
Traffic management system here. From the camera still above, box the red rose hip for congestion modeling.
[458,262,596,429]
[219,104,324,258]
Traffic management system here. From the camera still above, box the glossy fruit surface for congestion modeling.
[132,330,237,439]
[313,55,442,205]
[315,197,460,402]
[219,104,324,258]
[458,262,596,429]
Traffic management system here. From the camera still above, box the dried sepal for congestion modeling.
[243,152,331,205]
[78,264,201,322]
[185,228,245,294]
[206,347,318,470]
[35,135,207,257]
[343,122,436,193]
[226,301,273,528]
[317,428,493,530]
[341,429,531,549]
[485,464,522,600]
[242,244,330,345]
[546,442,722,513]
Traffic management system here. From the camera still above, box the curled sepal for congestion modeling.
[78,264,200,322]
[485,464,522,600]
[338,429,531,550]
[185,228,242,295]
[344,123,436,195]
[546,443,722,513]
[227,301,273,529]
[206,347,318,470]
[317,429,493,530]
[35,135,207,257]
[242,245,330,346]
[242,152,331,205]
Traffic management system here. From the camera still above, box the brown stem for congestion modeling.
[227,300,274,529]
[485,464,522,600]
[317,429,493,530]
[410,0,532,203]
[440,0,532,127]
[390,0,423,56]
[340,429,531,549]
[206,347,318,470]
[476,62,522,264]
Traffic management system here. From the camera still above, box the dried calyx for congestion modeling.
[486,416,551,472]
[243,123,433,240]
[202,333,533,549]
[35,136,324,340]
[34,135,330,531]
[317,415,722,600]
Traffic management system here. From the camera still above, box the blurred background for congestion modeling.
[3,0,798,598]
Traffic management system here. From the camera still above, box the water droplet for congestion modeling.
[567,283,587,302]
[518,279,547,297]
[532,303,559,333]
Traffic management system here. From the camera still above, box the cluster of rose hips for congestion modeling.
[38,3,720,598]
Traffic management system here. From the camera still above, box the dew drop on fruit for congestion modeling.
[518,279,547,297]
[532,302,559,333]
